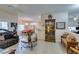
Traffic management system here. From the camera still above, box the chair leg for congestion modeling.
[30,42,33,51]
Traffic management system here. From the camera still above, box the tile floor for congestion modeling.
[0,36,67,54]
[15,40,67,54]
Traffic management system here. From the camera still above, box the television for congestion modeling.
[76,27,79,30]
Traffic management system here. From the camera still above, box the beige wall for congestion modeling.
[53,12,68,42]
[37,12,68,42]
[0,10,18,31]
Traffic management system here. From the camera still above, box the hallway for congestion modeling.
[15,40,66,54]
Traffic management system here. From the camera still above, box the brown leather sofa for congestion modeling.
[61,32,78,53]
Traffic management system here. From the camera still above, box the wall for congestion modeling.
[68,18,79,27]
[53,12,68,42]
[37,12,68,42]
[0,10,18,31]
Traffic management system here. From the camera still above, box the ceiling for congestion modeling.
[0,4,79,21]
[17,4,73,15]
[0,4,77,16]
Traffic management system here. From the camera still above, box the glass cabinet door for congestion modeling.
[45,19,55,42]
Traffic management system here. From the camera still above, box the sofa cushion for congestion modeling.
[0,37,18,49]
[66,34,76,42]
[0,35,5,41]
[62,32,69,38]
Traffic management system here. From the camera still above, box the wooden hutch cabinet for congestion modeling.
[45,15,55,42]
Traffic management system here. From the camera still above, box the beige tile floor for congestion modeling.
[15,40,67,54]
[0,35,67,54]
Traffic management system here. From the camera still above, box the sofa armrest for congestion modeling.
[67,41,78,47]
[67,41,78,53]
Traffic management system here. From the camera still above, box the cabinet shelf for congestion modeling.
[45,19,55,42]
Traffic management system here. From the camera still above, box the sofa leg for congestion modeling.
[67,46,71,54]
[67,49,69,54]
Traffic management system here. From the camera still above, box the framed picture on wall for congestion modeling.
[56,22,65,29]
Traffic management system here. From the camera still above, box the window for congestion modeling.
[68,27,76,31]
[0,22,8,30]
[17,24,24,31]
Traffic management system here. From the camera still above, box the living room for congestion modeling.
[0,4,79,54]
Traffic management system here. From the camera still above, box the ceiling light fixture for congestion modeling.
[74,17,77,21]
[25,23,29,26]
[8,5,18,8]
